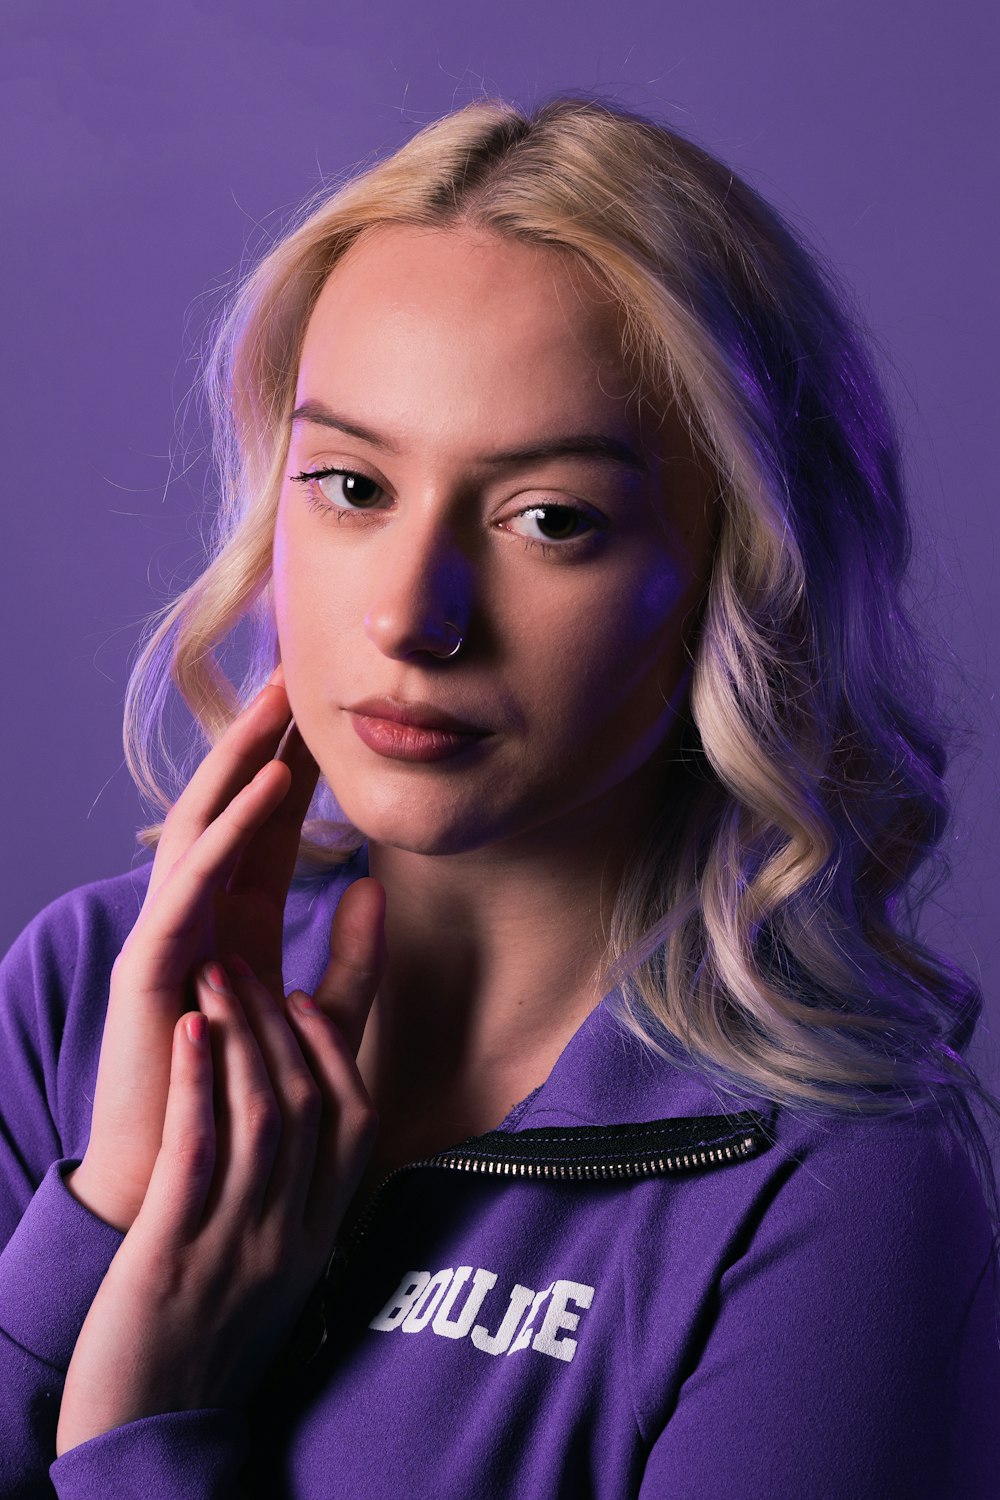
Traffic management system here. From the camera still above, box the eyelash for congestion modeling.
[287,466,602,559]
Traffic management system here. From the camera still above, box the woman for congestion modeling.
[2,94,997,1496]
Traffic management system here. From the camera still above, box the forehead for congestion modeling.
[295,224,641,437]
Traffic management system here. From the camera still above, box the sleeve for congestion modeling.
[0,878,252,1498]
[48,1411,251,1499]
[637,1111,1000,1500]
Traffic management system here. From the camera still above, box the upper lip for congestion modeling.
[346,695,491,735]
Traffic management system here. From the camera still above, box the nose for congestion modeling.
[363,513,473,663]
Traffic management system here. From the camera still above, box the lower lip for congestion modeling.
[349,713,490,763]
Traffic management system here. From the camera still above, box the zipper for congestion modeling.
[273,1107,773,1377]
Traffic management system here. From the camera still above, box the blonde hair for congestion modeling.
[124,92,1000,1236]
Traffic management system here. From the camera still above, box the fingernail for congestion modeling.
[202,961,234,996]
[292,991,319,1014]
[228,954,255,980]
[185,1012,208,1045]
[267,663,285,688]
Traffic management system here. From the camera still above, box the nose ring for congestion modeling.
[436,622,464,659]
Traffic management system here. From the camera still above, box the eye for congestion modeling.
[505,504,598,549]
[289,466,385,512]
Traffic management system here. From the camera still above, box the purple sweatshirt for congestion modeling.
[1,848,998,1498]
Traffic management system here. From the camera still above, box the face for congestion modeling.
[272,224,715,859]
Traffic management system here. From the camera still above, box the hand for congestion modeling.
[56,909,384,1458]
[66,664,323,1232]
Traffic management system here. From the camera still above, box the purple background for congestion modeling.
[3,1,997,1093]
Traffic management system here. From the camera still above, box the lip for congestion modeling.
[345,695,491,735]
[349,712,491,764]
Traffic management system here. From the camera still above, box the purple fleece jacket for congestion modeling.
[1,848,998,1498]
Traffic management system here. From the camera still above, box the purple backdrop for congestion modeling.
[3,0,997,1092]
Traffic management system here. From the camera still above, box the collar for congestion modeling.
[287,847,778,1167]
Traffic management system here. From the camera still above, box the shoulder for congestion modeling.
[714,1103,999,1437]
[759,1100,993,1263]
[718,1101,999,1339]
[0,850,366,1160]
[0,864,157,1166]
[634,1104,1000,1496]
[633,1094,996,1334]
[0,861,156,1048]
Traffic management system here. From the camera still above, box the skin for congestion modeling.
[55,222,716,1453]
[274,223,716,1188]
[57,677,388,1453]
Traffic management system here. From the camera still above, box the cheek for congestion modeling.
[551,557,694,712]
[272,524,350,692]
[524,558,700,791]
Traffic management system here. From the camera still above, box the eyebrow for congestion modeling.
[289,399,648,474]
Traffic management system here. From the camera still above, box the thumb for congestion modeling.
[310,877,387,1057]
[134,1011,216,1248]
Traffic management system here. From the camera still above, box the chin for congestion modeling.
[329,781,510,859]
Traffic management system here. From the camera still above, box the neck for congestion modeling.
[354,764,667,1139]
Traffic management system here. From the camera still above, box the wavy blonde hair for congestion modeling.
[124,92,1000,1243]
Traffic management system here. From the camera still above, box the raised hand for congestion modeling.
[66,666,323,1233]
[55,900,385,1456]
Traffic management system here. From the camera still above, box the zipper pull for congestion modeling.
[299,1242,353,1367]
[321,1242,353,1303]
[253,1242,351,1395]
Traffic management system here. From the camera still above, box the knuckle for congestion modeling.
[144,1253,191,1304]
[160,800,190,838]
[109,948,131,986]
[111,938,145,978]
[347,1099,380,1144]
[320,1020,354,1060]
[285,1074,322,1128]
[244,1093,282,1152]
[332,946,377,983]
[169,909,202,948]
[257,1225,295,1281]
[173,1131,215,1179]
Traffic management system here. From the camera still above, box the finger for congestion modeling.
[313,878,387,1057]
[144,666,292,905]
[135,1011,217,1247]
[222,956,323,1225]
[117,759,294,993]
[195,963,282,1223]
[223,720,321,911]
[208,718,323,1002]
[284,992,380,1247]
[87,766,291,1233]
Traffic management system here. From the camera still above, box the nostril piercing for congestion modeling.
[435,623,464,659]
